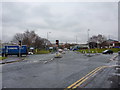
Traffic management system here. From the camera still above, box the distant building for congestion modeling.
[88,39,120,49]
[74,44,88,49]
[106,39,120,48]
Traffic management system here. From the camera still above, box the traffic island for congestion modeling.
[84,53,98,57]
[0,57,25,64]
[54,52,63,58]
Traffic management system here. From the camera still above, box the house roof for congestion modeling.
[107,39,118,42]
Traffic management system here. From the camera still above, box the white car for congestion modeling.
[64,48,68,51]
[62,51,66,54]
[28,52,33,55]
[58,49,63,53]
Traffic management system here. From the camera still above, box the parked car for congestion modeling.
[72,48,78,51]
[102,50,113,54]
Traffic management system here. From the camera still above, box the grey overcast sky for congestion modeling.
[1,2,118,43]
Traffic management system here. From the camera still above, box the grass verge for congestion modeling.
[35,50,50,54]
[0,57,7,60]
[77,48,120,53]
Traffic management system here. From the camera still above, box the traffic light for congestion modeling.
[56,40,59,46]
[19,40,22,46]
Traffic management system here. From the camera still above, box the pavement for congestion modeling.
[2,51,119,88]
[0,57,24,64]
[0,53,56,64]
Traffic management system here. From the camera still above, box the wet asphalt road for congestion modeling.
[2,51,117,88]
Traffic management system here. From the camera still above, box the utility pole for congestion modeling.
[47,32,48,40]
[76,35,78,44]
[108,35,110,40]
[108,35,111,48]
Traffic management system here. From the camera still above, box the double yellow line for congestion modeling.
[65,65,109,89]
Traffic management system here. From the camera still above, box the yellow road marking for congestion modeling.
[72,66,106,88]
[67,66,101,89]
[66,65,108,89]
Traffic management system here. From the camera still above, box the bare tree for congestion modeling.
[89,34,107,48]
[33,36,45,49]
[13,33,24,43]
[12,30,51,49]
[97,34,107,44]
[22,30,37,47]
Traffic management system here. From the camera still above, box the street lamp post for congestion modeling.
[46,32,51,50]
[87,29,90,55]
[47,32,51,40]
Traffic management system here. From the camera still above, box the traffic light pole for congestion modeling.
[19,46,21,57]
[56,40,59,52]
[19,40,22,57]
